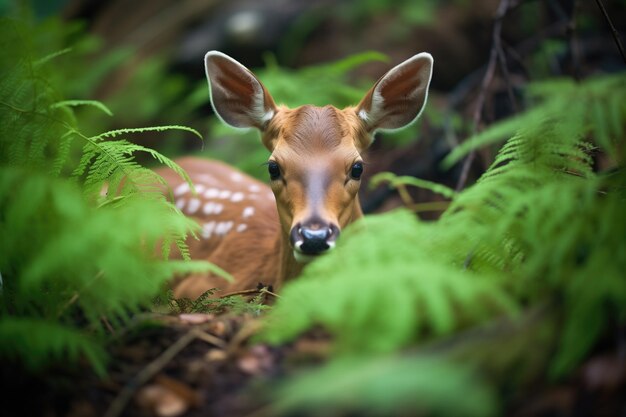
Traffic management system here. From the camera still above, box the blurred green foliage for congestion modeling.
[0,14,221,373]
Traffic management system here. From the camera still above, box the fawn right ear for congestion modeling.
[205,51,277,130]
[356,52,433,135]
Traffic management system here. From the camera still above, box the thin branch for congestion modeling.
[456,0,512,192]
[594,0,626,64]
[194,329,227,349]
[219,288,263,298]
[219,286,280,299]
[103,329,198,417]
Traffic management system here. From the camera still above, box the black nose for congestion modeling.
[291,222,340,255]
[301,227,330,253]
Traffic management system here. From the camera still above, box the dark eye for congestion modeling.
[350,162,364,180]
[268,161,281,180]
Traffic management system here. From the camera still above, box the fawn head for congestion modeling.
[205,51,433,261]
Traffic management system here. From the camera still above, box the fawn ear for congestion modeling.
[205,51,277,130]
[357,53,433,134]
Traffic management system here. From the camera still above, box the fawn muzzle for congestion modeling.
[290,220,340,260]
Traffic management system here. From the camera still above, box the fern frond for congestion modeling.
[34,47,73,66]
[51,99,113,116]
[113,142,195,191]
[95,125,202,141]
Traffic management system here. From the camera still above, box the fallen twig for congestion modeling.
[194,329,228,349]
[220,286,281,299]
[219,288,261,298]
[103,329,198,417]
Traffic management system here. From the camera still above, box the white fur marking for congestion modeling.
[231,192,245,202]
[201,221,216,239]
[175,199,186,210]
[205,188,220,198]
[194,184,206,194]
[248,184,261,192]
[202,202,224,215]
[218,190,232,199]
[187,198,201,214]
[230,172,243,182]
[242,206,254,219]
[174,183,190,196]
[215,221,233,236]
[236,223,247,232]
[203,202,215,215]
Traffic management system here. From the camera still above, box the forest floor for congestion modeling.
[3,307,625,417]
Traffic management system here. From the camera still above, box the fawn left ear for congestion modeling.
[205,51,277,130]
[356,53,433,135]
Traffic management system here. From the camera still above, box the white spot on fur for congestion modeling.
[187,198,201,214]
[215,221,233,236]
[201,221,216,239]
[205,188,219,199]
[230,172,243,182]
[174,183,190,196]
[203,202,215,215]
[231,192,245,202]
[194,184,206,194]
[202,202,224,215]
[175,199,185,210]
[236,223,247,232]
[218,190,232,199]
[248,184,261,193]
[242,206,254,218]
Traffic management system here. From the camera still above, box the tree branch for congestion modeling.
[594,0,626,64]
[456,0,512,192]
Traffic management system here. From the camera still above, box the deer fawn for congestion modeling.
[158,51,433,299]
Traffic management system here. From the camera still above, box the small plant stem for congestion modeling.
[396,183,416,208]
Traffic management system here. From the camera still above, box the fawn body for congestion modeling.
[161,51,433,299]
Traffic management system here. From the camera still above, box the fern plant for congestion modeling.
[0,17,221,374]
[260,71,626,415]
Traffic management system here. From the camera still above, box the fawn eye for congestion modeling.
[350,162,364,180]
[268,161,281,180]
